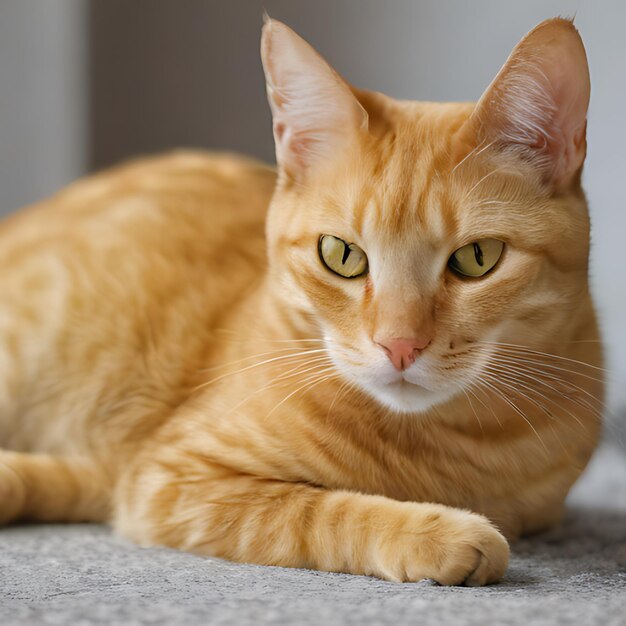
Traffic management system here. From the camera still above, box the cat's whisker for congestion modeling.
[478,371,600,450]
[474,376,549,453]
[480,363,590,430]
[482,355,607,414]
[462,389,484,433]
[474,346,606,382]
[477,349,604,396]
[265,370,340,420]
[273,364,337,391]
[467,344,608,402]
[260,338,329,344]
[199,345,328,373]
[223,358,336,416]
[474,341,609,373]
[270,357,335,385]
[481,371,556,420]
[326,377,357,420]
[213,327,322,339]
[469,345,612,417]
[488,372,600,427]
[487,351,606,385]
[465,382,504,430]
[212,328,328,345]
[193,348,330,391]
[255,357,334,392]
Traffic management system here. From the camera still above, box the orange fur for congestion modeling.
[0,18,602,586]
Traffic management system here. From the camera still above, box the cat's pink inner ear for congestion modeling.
[473,18,590,189]
[261,18,368,181]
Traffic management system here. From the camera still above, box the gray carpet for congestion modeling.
[1,445,625,626]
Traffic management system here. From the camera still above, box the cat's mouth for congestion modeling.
[330,350,450,413]
[368,373,458,414]
[372,377,442,413]
[387,378,429,392]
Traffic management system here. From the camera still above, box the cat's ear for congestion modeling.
[261,18,368,182]
[471,18,590,190]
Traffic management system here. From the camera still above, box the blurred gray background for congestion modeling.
[0,0,624,413]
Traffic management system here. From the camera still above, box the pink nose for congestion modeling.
[376,337,432,371]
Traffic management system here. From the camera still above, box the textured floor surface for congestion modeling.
[1,444,625,626]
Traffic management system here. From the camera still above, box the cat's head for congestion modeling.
[261,17,591,414]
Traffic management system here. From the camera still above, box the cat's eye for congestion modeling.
[318,234,368,278]
[448,239,504,277]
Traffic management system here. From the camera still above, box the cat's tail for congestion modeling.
[0,450,111,524]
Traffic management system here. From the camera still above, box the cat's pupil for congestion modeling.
[341,242,351,265]
[473,243,484,267]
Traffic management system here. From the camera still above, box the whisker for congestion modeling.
[193,348,329,391]
[488,352,606,384]
[465,383,504,430]
[199,345,328,373]
[483,355,607,413]
[474,376,549,452]
[475,341,608,373]
[468,345,610,416]
[483,374,581,452]
[462,389,484,433]
[213,328,328,344]
[271,357,335,385]
[225,359,335,416]
[479,370,601,450]
[266,370,339,419]
[326,378,357,420]
[480,364,590,430]
[470,347,611,417]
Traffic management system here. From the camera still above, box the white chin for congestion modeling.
[370,380,453,414]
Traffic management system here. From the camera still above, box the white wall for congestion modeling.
[0,1,87,214]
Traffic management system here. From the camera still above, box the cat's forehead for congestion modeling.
[311,99,537,251]
[347,104,476,242]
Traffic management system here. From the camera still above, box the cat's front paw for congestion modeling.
[374,505,510,586]
[428,511,510,586]
[0,451,25,524]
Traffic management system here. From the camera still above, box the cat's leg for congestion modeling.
[115,462,509,586]
[0,450,111,524]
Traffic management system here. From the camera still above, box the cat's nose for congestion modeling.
[375,337,432,371]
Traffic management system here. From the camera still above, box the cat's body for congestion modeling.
[0,18,602,585]
[0,152,274,454]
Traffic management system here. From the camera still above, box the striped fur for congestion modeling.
[0,18,601,586]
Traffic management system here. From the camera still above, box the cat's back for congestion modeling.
[0,151,276,452]
[0,150,276,335]
[0,150,276,254]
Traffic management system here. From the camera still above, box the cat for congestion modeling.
[0,16,603,586]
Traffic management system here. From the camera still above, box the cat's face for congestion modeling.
[262,18,591,414]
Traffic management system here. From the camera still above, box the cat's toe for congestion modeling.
[431,513,510,586]
[464,552,492,586]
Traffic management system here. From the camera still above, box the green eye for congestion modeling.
[448,239,504,277]
[318,234,368,278]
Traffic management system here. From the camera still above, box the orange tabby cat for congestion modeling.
[0,17,602,586]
